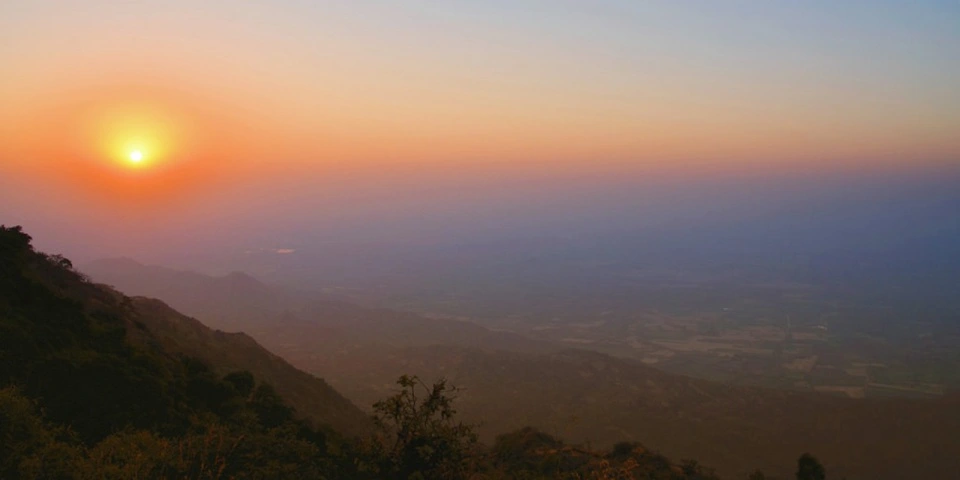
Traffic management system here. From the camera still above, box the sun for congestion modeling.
[89,103,182,170]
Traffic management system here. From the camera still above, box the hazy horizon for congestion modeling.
[3,2,959,271]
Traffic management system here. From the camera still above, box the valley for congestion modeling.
[83,257,960,480]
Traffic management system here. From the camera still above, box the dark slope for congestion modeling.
[1,227,368,439]
[130,297,369,436]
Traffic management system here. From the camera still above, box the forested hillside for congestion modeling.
[0,225,364,477]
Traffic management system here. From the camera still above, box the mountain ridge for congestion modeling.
[127,295,370,435]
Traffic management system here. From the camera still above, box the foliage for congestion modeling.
[747,470,768,480]
[364,374,479,479]
[0,387,82,479]
[796,453,826,480]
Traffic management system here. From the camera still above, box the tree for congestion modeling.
[251,383,295,429]
[490,427,567,475]
[748,470,767,480]
[224,371,256,398]
[796,453,825,480]
[366,375,478,480]
[0,387,82,479]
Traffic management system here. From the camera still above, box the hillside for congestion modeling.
[128,296,369,436]
[3,239,369,437]
[0,225,373,477]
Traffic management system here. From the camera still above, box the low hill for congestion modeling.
[84,257,289,331]
[300,344,960,480]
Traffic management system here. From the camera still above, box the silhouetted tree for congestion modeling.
[224,371,256,398]
[748,470,768,480]
[366,375,477,480]
[797,453,825,480]
[251,383,295,429]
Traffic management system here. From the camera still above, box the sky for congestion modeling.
[1,1,958,261]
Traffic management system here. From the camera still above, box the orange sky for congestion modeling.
[1,1,958,209]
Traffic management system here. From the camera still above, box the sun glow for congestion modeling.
[81,100,191,171]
